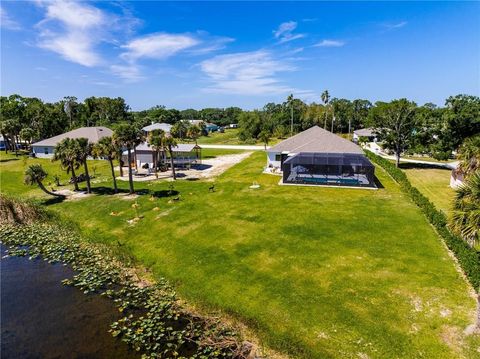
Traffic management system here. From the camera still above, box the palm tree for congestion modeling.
[92,136,118,193]
[147,129,166,179]
[53,138,81,191]
[164,134,178,180]
[76,138,92,193]
[24,164,65,198]
[458,135,480,176]
[450,171,480,247]
[287,94,294,135]
[113,124,143,194]
[258,130,271,150]
[187,125,201,145]
[321,90,330,130]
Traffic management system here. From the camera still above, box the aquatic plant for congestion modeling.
[0,224,250,358]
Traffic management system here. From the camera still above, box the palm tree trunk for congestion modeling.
[168,145,176,180]
[37,180,65,198]
[127,148,134,194]
[83,160,91,193]
[70,164,79,191]
[108,158,118,194]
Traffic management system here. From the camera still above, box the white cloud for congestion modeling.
[1,6,21,31]
[110,64,144,82]
[383,21,408,31]
[200,50,295,95]
[35,1,107,66]
[121,33,199,62]
[314,39,345,48]
[273,21,305,44]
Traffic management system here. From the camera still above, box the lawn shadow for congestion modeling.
[151,190,180,198]
[373,175,385,189]
[399,162,452,170]
[0,158,20,163]
[42,196,66,206]
[90,186,130,196]
[190,164,212,170]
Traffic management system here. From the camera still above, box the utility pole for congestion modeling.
[290,103,293,136]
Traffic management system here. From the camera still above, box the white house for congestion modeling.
[142,122,172,134]
[353,128,378,144]
[31,127,113,158]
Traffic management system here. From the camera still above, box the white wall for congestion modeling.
[32,146,55,158]
[267,152,281,169]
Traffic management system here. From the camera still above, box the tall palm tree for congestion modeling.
[113,124,143,194]
[450,171,480,247]
[53,138,81,191]
[321,90,330,130]
[287,94,294,135]
[24,164,65,198]
[92,136,118,193]
[164,134,178,180]
[147,129,166,179]
[187,125,201,145]
[458,135,480,176]
[259,129,271,150]
[76,138,92,193]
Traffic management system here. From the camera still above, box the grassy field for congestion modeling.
[403,166,455,215]
[1,151,479,358]
[197,129,281,146]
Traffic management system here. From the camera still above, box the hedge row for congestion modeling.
[365,151,480,291]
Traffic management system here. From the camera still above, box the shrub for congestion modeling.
[365,151,480,291]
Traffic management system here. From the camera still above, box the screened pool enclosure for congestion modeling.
[282,152,376,188]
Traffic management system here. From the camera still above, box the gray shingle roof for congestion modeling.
[134,142,201,152]
[142,123,172,132]
[32,127,113,147]
[268,126,363,154]
[353,128,377,137]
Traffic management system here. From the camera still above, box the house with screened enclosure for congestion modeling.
[266,126,376,188]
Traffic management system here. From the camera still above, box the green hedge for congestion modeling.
[365,151,480,291]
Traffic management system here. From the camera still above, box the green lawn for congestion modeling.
[1,151,478,358]
[403,166,455,215]
[197,129,281,146]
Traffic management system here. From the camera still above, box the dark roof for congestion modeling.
[32,127,113,147]
[268,126,363,154]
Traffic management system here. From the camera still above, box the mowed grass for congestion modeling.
[1,151,479,358]
[197,129,281,146]
[403,166,455,215]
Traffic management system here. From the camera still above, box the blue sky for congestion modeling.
[1,1,479,110]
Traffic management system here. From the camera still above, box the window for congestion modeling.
[275,154,282,161]
[44,147,49,155]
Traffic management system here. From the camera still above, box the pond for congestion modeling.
[0,244,140,358]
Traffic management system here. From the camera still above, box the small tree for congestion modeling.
[164,135,178,180]
[369,99,417,167]
[24,164,65,198]
[53,138,81,191]
[76,138,92,193]
[450,171,480,248]
[113,124,143,194]
[187,125,201,145]
[19,127,36,150]
[92,136,118,193]
[258,130,271,150]
[147,129,166,179]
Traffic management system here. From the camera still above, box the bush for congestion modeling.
[365,151,480,291]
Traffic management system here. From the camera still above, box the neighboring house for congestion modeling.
[142,122,172,134]
[267,126,376,188]
[31,127,113,158]
[450,166,465,189]
[125,143,202,170]
[188,120,204,126]
[0,135,6,151]
[228,123,238,129]
[205,123,220,132]
[353,128,378,144]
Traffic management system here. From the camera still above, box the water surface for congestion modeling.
[1,245,140,358]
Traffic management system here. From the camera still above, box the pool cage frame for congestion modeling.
[282,152,376,188]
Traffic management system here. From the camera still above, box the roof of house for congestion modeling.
[268,126,363,154]
[353,128,377,137]
[32,127,113,147]
[133,142,201,153]
[142,123,172,132]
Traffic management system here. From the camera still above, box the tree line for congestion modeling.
[2,92,479,165]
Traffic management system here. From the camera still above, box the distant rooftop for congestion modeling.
[134,142,201,153]
[142,123,172,133]
[268,126,363,154]
[32,127,113,147]
[353,128,378,137]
